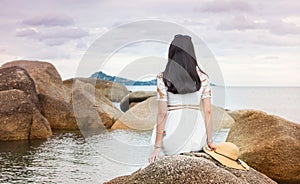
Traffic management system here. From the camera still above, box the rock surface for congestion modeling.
[104,152,276,184]
[72,80,123,131]
[38,94,78,130]
[1,60,81,130]
[0,66,40,109]
[0,89,52,140]
[227,109,300,184]
[120,91,156,112]
[2,60,70,102]
[111,96,157,130]
[63,78,130,102]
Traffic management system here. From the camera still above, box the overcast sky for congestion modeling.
[0,0,299,86]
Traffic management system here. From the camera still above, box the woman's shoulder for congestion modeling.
[196,66,209,82]
[157,72,163,78]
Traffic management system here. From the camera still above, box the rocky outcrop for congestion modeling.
[38,94,78,130]
[111,96,157,130]
[227,109,300,184]
[0,89,52,140]
[63,78,130,102]
[2,60,78,130]
[0,66,40,109]
[72,80,123,131]
[2,60,70,102]
[104,152,276,184]
[120,91,156,112]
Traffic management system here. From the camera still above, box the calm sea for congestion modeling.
[0,86,299,184]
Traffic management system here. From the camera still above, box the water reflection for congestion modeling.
[0,128,228,183]
[0,130,147,183]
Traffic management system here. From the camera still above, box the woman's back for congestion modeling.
[151,65,212,156]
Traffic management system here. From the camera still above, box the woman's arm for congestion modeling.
[148,101,168,163]
[201,97,213,145]
[154,101,168,147]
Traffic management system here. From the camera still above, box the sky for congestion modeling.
[0,0,299,86]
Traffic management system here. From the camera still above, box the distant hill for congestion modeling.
[90,71,216,86]
[90,71,156,85]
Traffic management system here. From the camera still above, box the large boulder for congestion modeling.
[0,89,52,140]
[120,91,156,112]
[38,94,78,130]
[63,78,130,102]
[72,80,123,131]
[2,60,70,102]
[2,60,77,130]
[104,152,276,184]
[0,66,40,109]
[226,109,300,184]
[111,96,157,130]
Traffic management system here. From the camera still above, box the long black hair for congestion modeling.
[163,34,208,94]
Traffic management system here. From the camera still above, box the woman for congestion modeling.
[148,34,217,164]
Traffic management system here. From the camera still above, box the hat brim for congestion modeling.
[203,145,249,170]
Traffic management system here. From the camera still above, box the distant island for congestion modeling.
[90,71,156,85]
[90,71,216,86]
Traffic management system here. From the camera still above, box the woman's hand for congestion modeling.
[148,148,162,164]
[208,142,217,151]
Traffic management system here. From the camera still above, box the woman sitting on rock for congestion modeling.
[148,34,217,163]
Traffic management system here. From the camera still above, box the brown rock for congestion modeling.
[63,78,130,102]
[72,80,123,130]
[0,89,52,140]
[1,60,77,130]
[226,109,300,184]
[38,94,78,130]
[0,66,40,109]
[2,60,70,102]
[104,153,276,184]
[111,96,157,130]
[120,91,156,112]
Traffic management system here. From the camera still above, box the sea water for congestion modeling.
[0,86,299,184]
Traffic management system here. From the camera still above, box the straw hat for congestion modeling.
[203,142,250,170]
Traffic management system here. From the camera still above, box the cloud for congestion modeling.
[217,15,300,35]
[15,28,37,37]
[265,19,300,35]
[217,15,256,30]
[199,0,252,13]
[16,27,89,46]
[264,56,279,60]
[21,14,74,27]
